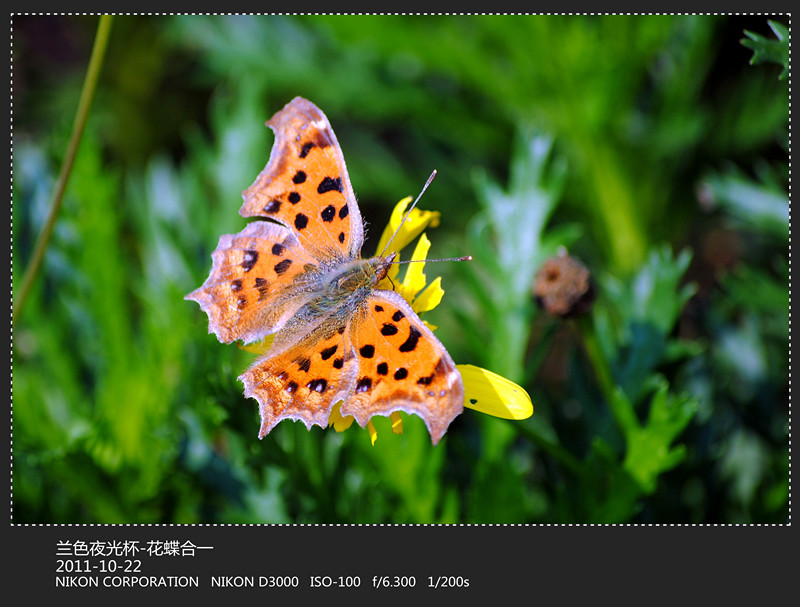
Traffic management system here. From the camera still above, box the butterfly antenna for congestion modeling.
[393,255,473,264]
[379,169,438,258]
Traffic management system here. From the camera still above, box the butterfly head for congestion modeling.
[372,251,398,284]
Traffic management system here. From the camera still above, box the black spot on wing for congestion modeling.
[360,345,375,358]
[311,128,333,149]
[255,277,269,300]
[417,373,435,386]
[321,205,336,222]
[398,327,422,352]
[417,358,445,386]
[295,213,309,230]
[292,170,307,184]
[274,259,292,275]
[288,192,301,204]
[381,323,398,336]
[263,199,281,214]
[320,345,338,360]
[318,176,343,194]
[242,250,258,272]
[306,378,327,392]
[299,142,315,158]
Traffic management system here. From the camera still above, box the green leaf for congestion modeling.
[741,20,789,80]
[594,246,696,400]
[602,245,695,339]
[718,263,789,339]
[472,130,567,299]
[622,381,698,494]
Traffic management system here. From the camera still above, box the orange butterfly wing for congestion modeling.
[240,97,364,261]
[185,220,323,344]
[343,290,464,444]
[239,316,358,437]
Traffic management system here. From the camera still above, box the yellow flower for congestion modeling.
[375,195,441,257]
[328,198,533,443]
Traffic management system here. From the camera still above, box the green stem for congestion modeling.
[575,318,613,396]
[13,15,113,323]
[576,316,637,432]
[523,320,559,385]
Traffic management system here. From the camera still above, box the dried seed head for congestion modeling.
[534,252,595,317]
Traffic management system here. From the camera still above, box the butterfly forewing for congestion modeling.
[185,220,321,344]
[241,97,364,261]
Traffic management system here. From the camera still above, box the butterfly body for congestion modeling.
[187,97,463,444]
[304,253,396,318]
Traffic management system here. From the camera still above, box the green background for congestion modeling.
[12,14,789,523]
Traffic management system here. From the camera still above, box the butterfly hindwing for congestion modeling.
[239,318,359,437]
[342,290,464,444]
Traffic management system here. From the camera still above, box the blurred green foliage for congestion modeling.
[12,15,788,523]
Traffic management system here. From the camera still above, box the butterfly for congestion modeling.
[186,97,464,444]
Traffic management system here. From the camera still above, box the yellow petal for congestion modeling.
[328,401,355,432]
[367,420,378,445]
[334,416,354,432]
[401,232,431,299]
[409,231,432,261]
[412,276,444,314]
[389,196,414,228]
[457,364,533,420]
[376,197,412,254]
[393,281,418,306]
[239,335,275,355]
[376,197,441,256]
[390,411,404,434]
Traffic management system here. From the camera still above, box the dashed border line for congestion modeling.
[7,11,791,528]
